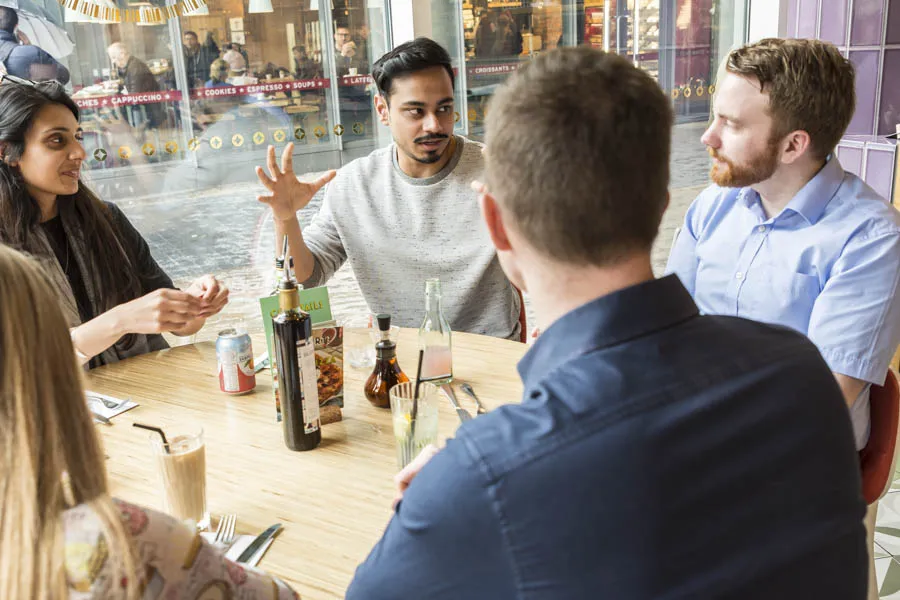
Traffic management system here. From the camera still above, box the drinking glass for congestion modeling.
[390,381,440,469]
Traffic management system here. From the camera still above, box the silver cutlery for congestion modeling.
[460,382,487,415]
[236,523,283,564]
[86,391,126,410]
[440,384,472,422]
[214,514,237,548]
[91,411,112,426]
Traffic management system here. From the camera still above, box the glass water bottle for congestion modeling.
[418,278,452,384]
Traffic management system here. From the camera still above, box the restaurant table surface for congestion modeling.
[87,327,528,599]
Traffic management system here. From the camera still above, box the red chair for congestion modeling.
[515,286,527,344]
[860,369,900,505]
[861,370,900,599]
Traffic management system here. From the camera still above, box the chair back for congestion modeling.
[516,286,526,343]
[860,370,900,504]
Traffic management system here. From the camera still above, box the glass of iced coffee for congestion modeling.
[149,427,209,530]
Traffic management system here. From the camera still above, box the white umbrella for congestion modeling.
[15,13,75,59]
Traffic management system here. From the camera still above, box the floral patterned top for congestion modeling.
[64,499,299,599]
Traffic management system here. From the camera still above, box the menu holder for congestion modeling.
[258,286,344,425]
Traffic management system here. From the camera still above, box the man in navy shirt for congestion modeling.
[0,8,69,84]
[347,48,867,599]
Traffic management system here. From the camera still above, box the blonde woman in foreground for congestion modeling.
[0,244,298,599]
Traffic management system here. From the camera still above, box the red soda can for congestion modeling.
[216,329,256,394]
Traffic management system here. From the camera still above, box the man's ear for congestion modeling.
[476,183,512,252]
[780,129,813,165]
[374,94,390,126]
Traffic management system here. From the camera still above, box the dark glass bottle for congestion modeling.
[273,270,321,451]
[364,314,409,409]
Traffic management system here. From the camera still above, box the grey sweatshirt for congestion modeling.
[301,135,521,341]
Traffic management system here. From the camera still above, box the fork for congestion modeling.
[86,392,125,410]
[213,514,237,548]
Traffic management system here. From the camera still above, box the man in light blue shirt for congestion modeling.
[667,38,900,451]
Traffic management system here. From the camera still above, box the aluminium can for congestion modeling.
[216,328,256,394]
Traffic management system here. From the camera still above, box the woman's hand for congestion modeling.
[186,274,229,318]
[114,288,204,334]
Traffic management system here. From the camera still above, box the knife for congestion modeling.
[460,382,487,415]
[440,384,472,422]
[246,537,275,567]
[235,523,283,564]
[91,411,112,426]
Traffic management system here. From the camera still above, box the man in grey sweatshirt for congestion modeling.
[256,38,522,340]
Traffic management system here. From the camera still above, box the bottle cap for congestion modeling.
[376,313,391,331]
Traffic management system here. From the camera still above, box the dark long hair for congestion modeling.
[0,80,142,314]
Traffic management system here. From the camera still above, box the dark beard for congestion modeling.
[407,134,450,164]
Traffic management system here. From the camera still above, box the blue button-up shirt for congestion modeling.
[667,158,900,449]
[347,275,866,599]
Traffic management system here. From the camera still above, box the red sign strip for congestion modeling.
[466,63,520,77]
[74,90,183,109]
[190,78,331,100]
[338,75,374,87]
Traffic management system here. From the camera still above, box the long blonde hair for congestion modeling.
[0,245,138,599]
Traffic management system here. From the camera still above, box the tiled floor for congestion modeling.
[874,472,900,597]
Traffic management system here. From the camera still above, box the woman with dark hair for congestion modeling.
[0,79,229,367]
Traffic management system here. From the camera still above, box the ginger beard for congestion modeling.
[708,137,780,188]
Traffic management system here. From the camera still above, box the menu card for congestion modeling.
[258,286,343,424]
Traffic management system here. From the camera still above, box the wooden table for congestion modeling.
[88,328,527,599]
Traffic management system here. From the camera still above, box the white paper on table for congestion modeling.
[85,391,138,420]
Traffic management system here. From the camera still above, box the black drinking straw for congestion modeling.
[133,423,170,454]
[410,349,425,438]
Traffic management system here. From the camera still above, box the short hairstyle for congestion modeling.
[485,48,672,267]
[107,42,128,59]
[183,30,198,39]
[372,37,455,99]
[222,49,246,72]
[725,38,855,160]
[0,7,18,34]
[210,58,229,80]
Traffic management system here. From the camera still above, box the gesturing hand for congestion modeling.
[256,143,336,221]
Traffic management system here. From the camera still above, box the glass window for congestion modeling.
[67,20,187,173]
[37,4,389,340]
[427,0,747,275]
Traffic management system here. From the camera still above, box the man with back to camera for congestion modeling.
[344,47,867,599]
[255,38,521,340]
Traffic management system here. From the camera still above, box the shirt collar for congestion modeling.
[737,157,844,225]
[517,275,700,390]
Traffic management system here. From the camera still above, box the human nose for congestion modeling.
[701,121,719,149]
[422,112,441,132]
[71,139,87,161]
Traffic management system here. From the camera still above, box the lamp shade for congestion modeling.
[248,0,272,13]
[184,2,209,14]
[64,7,91,21]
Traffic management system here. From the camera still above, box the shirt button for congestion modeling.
[735,272,744,280]
[757,225,766,233]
